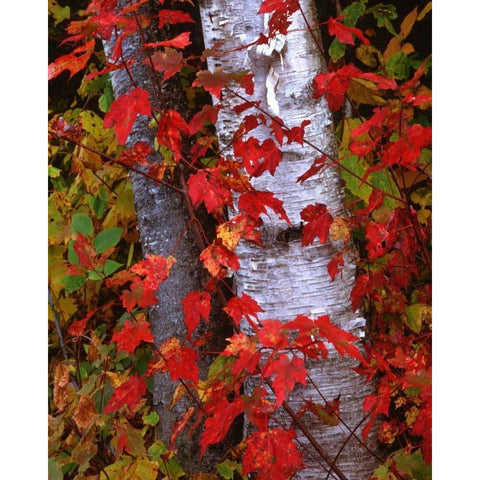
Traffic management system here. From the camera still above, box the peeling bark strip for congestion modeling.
[198,0,380,478]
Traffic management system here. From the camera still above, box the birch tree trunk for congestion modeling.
[103,4,229,470]
[198,0,380,478]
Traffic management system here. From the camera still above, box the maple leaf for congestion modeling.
[187,169,233,215]
[120,280,158,312]
[365,222,391,259]
[158,9,194,29]
[73,395,97,430]
[258,0,299,15]
[285,119,311,146]
[182,291,211,339]
[361,384,393,440]
[297,155,327,183]
[104,87,152,145]
[238,190,290,224]
[193,68,231,99]
[350,273,370,311]
[222,333,261,374]
[328,16,370,45]
[234,137,282,177]
[217,214,263,250]
[119,141,152,168]
[300,203,334,245]
[148,48,184,81]
[200,239,240,278]
[243,429,304,480]
[258,319,289,350]
[111,313,154,354]
[315,315,365,363]
[48,39,96,80]
[224,293,263,328]
[263,353,307,406]
[104,376,147,414]
[73,232,99,269]
[130,254,176,293]
[299,397,341,426]
[144,32,192,49]
[327,251,344,281]
[188,104,219,135]
[150,337,199,383]
[156,109,189,161]
[68,310,96,337]
[200,397,244,454]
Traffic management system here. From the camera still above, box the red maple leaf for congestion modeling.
[156,109,189,161]
[111,313,154,354]
[148,337,199,383]
[119,141,152,167]
[188,104,219,135]
[234,137,282,177]
[144,32,191,49]
[300,203,334,245]
[200,239,240,279]
[48,39,96,80]
[238,190,290,224]
[315,315,365,363]
[73,232,98,269]
[200,396,244,454]
[365,222,391,259]
[68,310,96,337]
[285,119,311,146]
[104,87,152,145]
[263,354,307,406]
[224,293,263,328]
[130,254,176,292]
[148,48,184,81]
[327,16,370,45]
[327,251,344,281]
[258,320,289,350]
[104,376,147,413]
[193,68,230,99]
[181,291,211,339]
[187,169,233,215]
[243,429,304,480]
[296,155,327,183]
[222,333,261,374]
[120,280,159,312]
[158,9,194,28]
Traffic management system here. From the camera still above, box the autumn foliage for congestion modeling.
[48,0,432,479]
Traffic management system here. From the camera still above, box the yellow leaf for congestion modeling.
[418,2,432,21]
[383,37,401,62]
[53,362,74,412]
[400,7,418,40]
[356,44,383,68]
[73,395,97,430]
[329,217,350,242]
[348,78,386,107]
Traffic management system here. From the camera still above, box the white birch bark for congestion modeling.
[198,0,380,478]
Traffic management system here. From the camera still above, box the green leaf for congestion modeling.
[371,464,396,480]
[87,259,122,280]
[386,51,410,80]
[93,227,123,254]
[49,4,70,26]
[48,165,62,178]
[217,460,244,479]
[368,4,398,36]
[90,187,108,218]
[48,457,63,480]
[329,39,347,62]
[72,213,93,237]
[64,275,85,294]
[68,241,79,264]
[342,1,366,26]
[393,449,432,480]
[143,411,160,426]
[404,304,431,333]
[99,84,114,113]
